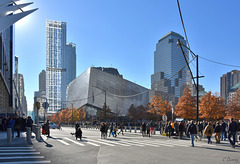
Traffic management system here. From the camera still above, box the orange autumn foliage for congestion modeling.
[148,96,171,121]
[199,92,226,121]
[175,86,196,120]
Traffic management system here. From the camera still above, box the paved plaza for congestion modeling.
[0,127,240,164]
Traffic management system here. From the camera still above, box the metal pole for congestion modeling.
[72,103,73,125]
[196,55,199,123]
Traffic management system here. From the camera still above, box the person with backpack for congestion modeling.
[204,122,214,144]
[187,120,197,147]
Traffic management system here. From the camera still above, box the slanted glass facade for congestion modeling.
[67,67,149,116]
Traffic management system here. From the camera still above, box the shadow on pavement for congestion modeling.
[39,136,53,148]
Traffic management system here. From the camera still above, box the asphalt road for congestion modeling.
[29,127,240,164]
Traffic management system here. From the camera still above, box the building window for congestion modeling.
[175,78,179,87]
[169,39,174,43]
[161,72,164,79]
[178,70,182,78]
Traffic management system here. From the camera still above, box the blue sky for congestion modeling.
[15,0,240,110]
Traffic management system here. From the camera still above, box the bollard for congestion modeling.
[153,127,156,135]
[26,127,32,144]
[135,126,137,133]
[7,128,12,143]
[125,126,127,132]
[36,126,40,141]
[129,126,131,132]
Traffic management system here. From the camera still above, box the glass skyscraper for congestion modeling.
[151,31,190,98]
[65,42,76,86]
[46,20,67,113]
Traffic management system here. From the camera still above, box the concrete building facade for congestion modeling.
[220,70,240,101]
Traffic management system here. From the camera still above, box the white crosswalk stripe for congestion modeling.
[97,139,130,146]
[64,137,85,146]
[55,138,70,145]
[0,147,50,163]
[86,138,115,146]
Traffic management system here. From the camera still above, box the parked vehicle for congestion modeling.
[49,123,58,129]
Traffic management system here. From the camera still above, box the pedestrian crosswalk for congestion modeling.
[43,135,228,149]
[0,147,51,164]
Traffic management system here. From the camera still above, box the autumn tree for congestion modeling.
[68,108,82,123]
[77,107,86,121]
[59,109,70,123]
[99,103,111,121]
[52,113,60,122]
[227,88,240,120]
[199,91,226,121]
[175,86,196,120]
[148,96,171,121]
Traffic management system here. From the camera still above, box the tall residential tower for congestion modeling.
[46,20,76,114]
[151,31,190,98]
[46,20,67,113]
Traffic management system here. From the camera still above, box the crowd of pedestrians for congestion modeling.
[160,118,240,148]
[0,116,33,137]
[99,122,124,139]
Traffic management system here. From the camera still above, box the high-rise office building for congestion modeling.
[65,42,76,85]
[220,70,240,101]
[151,31,191,98]
[46,20,67,113]
[18,74,27,116]
[39,70,46,92]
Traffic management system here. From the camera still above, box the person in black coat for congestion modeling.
[187,121,197,147]
[228,118,238,148]
[75,127,82,140]
[214,122,221,143]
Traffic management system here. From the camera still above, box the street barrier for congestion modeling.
[36,126,41,141]
[7,128,12,143]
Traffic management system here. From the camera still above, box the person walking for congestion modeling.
[146,123,151,137]
[113,124,118,137]
[187,121,197,147]
[109,123,113,137]
[75,127,82,140]
[100,123,106,139]
[15,117,21,137]
[8,117,15,137]
[58,122,62,130]
[45,120,50,137]
[118,123,124,135]
[141,122,146,137]
[179,121,184,139]
[204,122,214,144]
[2,117,7,131]
[228,118,238,148]
[26,116,33,131]
[214,122,221,144]
[167,121,172,138]
[221,120,227,141]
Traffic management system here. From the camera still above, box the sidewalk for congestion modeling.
[0,131,28,146]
